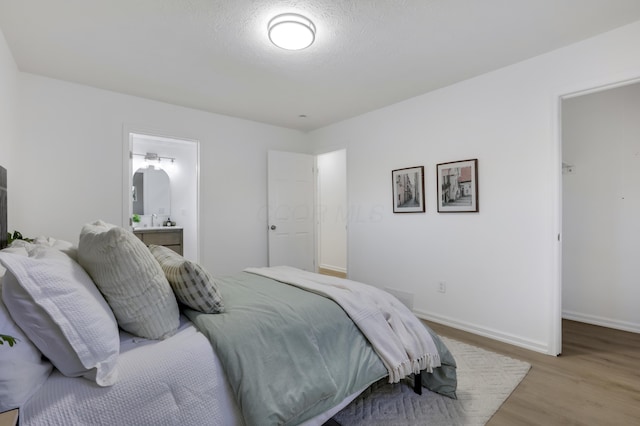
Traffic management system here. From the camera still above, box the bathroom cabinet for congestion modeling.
[133,227,183,255]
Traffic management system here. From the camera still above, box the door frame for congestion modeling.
[553,75,640,355]
[122,124,201,262]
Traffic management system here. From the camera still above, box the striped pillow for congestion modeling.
[149,245,224,314]
[77,221,180,340]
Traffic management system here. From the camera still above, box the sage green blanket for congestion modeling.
[185,272,456,426]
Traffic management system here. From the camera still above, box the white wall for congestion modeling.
[562,82,640,333]
[309,20,640,354]
[14,73,310,275]
[0,27,18,203]
[317,149,347,273]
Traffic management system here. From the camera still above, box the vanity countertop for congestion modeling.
[133,226,183,231]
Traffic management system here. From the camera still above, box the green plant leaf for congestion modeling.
[0,334,19,347]
[7,230,33,245]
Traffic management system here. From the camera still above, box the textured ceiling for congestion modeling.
[1,0,640,131]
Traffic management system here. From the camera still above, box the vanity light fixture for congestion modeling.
[268,13,316,50]
[144,152,158,161]
[133,152,176,164]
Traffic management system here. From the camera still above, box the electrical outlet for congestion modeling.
[438,281,446,293]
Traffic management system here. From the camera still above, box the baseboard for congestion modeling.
[562,310,640,334]
[414,309,550,354]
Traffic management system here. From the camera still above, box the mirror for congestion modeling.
[132,166,170,216]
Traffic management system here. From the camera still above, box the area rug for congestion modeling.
[332,337,531,426]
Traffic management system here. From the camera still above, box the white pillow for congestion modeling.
[1,268,53,411]
[150,244,225,314]
[0,247,28,278]
[0,247,119,387]
[77,220,179,340]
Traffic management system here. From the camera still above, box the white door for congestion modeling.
[267,150,315,271]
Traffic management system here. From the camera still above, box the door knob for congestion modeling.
[270,225,277,230]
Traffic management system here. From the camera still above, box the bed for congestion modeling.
[0,165,456,425]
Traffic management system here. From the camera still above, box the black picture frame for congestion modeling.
[392,166,425,213]
[437,159,479,213]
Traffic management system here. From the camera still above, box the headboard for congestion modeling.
[0,166,7,249]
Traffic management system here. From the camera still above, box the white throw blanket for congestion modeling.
[244,266,441,383]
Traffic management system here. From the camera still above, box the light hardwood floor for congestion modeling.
[424,320,640,425]
[318,267,347,279]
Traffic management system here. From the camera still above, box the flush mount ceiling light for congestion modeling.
[268,13,316,50]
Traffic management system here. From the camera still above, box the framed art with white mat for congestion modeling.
[392,166,425,213]
[437,159,478,213]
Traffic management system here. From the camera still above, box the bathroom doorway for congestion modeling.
[124,131,200,262]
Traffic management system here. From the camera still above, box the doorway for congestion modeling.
[317,149,347,278]
[561,81,640,343]
[266,149,348,276]
[124,131,200,262]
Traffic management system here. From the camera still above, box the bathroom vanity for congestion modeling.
[133,227,183,255]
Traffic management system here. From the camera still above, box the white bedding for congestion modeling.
[20,316,357,426]
[21,317,233,425]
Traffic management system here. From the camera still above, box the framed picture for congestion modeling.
[392,166,425,213]
[437,159,479,213]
